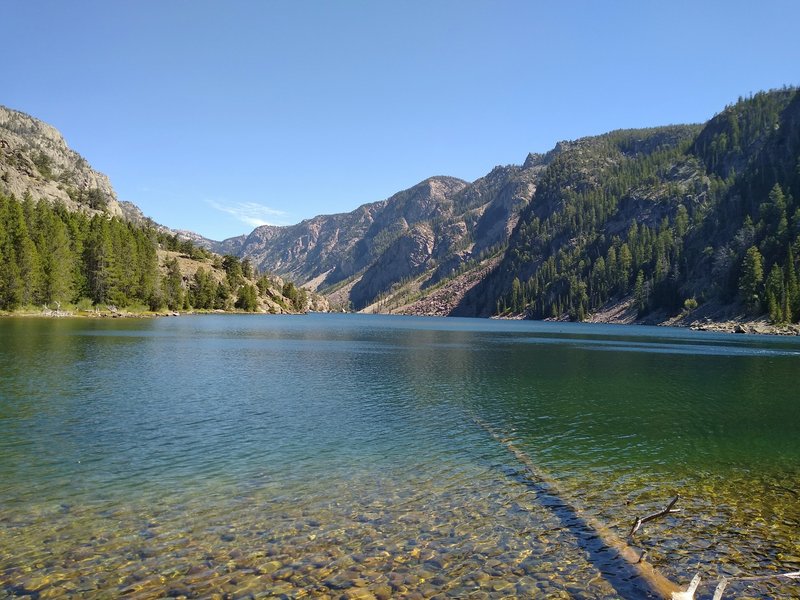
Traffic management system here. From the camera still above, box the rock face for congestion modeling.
[350,223,436,309]
[210,161,544,310]
[214,176,468,287]
[0,105,146,222]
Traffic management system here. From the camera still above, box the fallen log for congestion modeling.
[671,573,701,600]
[473,417,685,599]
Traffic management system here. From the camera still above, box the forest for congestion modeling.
[477,87,800,324]
[0,192,306,313]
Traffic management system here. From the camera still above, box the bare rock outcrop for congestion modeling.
[0,105,128,218]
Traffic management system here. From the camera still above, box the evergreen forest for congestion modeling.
[462,87,800,324]
[0,192,306,313]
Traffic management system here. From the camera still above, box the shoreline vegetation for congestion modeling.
[0,305,310,319]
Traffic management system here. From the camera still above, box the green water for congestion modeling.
[0,314,798,599]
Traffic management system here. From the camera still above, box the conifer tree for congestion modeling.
[163,257,184,310]
[85,215,117,303]
[0,195,23,309]
[6,198,43,306]
[740,246,765,313]
[786,246,799,321]
[35,202,75,303]
[235,283,258,311]
[766,263,785,322]
[634,270,647,314]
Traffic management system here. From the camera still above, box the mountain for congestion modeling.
[0,106,151,224]
[6,87,799,327]
[0,105,325,315]
[207,87,800,329]
[212,159,545,310]
[456,87,800,326]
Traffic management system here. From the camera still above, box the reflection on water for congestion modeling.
[1,314,799,599]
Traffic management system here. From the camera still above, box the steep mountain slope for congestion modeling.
[220,162,544,310]
[222,176,468,287]
[456,87,800,325]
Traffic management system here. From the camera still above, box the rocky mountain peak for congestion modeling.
[0,105,129,219]
[522,152,546,169]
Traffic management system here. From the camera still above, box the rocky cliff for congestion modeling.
[0,106,148,223]
[210,160,544,310]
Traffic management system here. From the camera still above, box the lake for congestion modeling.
[1,314,798,599]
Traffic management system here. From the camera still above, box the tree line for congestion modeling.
[0,192,306,313]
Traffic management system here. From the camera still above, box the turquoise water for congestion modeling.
[1,314,799,598]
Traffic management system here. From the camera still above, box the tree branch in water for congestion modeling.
[629,495,681,538]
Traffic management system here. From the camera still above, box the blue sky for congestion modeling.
[5,1,799,240]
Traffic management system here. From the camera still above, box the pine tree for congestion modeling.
[163,258,184,310]
[619,243,633,292]
[235,283,259,312]
[0,195,23,309]
[214,279,231,310]
[134,229,159,306]
[6,199,43,306]
[190,267,217,309]
[766,263,785,323]
[739,246,765,313]
[241,258,254,280]
[786,246,799,321]
[85,216,117,304]
[511,277,522,312]
[35,203,75,304]
[634,270,647,314]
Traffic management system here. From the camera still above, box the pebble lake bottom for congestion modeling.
[0,314,798,599]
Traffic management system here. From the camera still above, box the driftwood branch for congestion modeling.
[42,302,72,318]
[711,579,728,600]
[671,573,701,600]
[713,571,800,599]
[629,494,681,537]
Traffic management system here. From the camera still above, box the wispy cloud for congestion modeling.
[207,200,288,228]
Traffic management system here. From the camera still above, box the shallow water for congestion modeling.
[0,314,798,598]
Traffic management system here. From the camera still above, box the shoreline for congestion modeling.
[584,297,800,336]
[4,308,800,336]
[684,319,800,336]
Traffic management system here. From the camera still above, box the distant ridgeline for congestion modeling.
[0,192,318,313]
[455,87,800,323]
